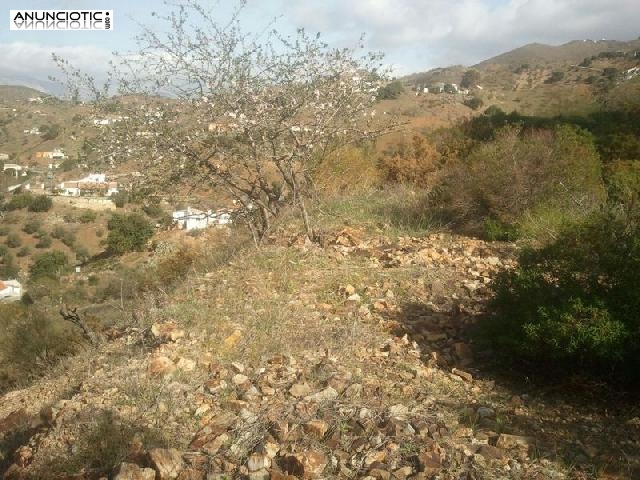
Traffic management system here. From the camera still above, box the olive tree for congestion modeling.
[54,0,396,242]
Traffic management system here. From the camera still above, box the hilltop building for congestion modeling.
[58,173,119,197]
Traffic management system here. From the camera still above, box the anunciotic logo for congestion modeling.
[10,10,113,30]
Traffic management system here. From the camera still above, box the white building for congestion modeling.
[0,280,22,302]
[58,173,119,197]
[172,207,232,231]
[0,153,9,161]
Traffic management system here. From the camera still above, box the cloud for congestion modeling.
[0,41,111,81]
[288,0,640,73]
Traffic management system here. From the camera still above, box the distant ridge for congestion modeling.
[0,84,49,102]
[474,38,640,69]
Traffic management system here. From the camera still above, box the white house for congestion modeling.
[58,173,119,197]
[0,280,22,302]
[0,153,9,161]
[172,207,232,231]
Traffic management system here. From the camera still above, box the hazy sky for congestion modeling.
[1,0,638,83]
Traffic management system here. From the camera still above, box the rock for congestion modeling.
[176,468,205,480]
[418,450,442,474]
[392,466,413,479]
[248,453,272,471]
[451,368,473,382]
[364,450,386,466]
[13,446,33,467]
[304,387,338,403]
[114,463,156,480]
[151,322,185,342]
[148,356,176,376]
[176,357,196,372]
[477,445,506,460]
[476,406,495,419]
[344,284,356,295]
[452,342,474,366]
[496,434,533,450]
[347,293,362,303]
[293,450,328,478]
[232,374,250,386]
[369,468,391,480]
[223,330,243,348]
[289,383,311,398]
[388,404,409,420]
[248,469,270,480]
[148,448,184,479]
[303,420,328,438]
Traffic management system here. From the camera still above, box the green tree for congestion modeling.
[29,251,69,280]
[460,69,481,89]
[377,80,405,100]
[28,195,53,212]
[106,213,154,254]
[54,0,397,242]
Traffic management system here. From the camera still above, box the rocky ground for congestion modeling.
[1,228,639,479]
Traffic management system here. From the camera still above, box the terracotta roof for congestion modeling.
[0,281,5,291]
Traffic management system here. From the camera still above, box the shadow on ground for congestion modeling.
[384,299,640,479]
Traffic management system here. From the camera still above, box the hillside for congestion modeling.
[2,34,640,480]
[1,226,638,479]
[475,39,640,69]
[0,86,48,103]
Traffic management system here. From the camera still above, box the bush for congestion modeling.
[111,191,128,209]
[29,251,69,280]
[23,219,42,235]
[0,246,18,278]
[35,235,52,249]
[6,232,21,248]
[6,193,33,211]
[439,124,605,240]
[106,213,154,254]
[0,304,80,393]
[78,210,97,223]
[479,211,640,385]
[28,195,53,212]
[17,246,31,257]
[379,134,442,185]
[463,96,484,110]
[545,70,565,84]
[0,226,8,236]
[377,80,404,100]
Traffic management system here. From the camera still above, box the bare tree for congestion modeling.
[53,0,397,242]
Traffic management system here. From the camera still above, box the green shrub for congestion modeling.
[377,80,404,100]
[6,193,33,211]
[106,213,154,254]
[111,191,128,209]
[0,226,8,236]
[0,246,18,278]
[78,210,97,223]
[479,211,640,384]
[463,96,484,110]
[17,246,31,257]
[483,218,518,241]
[6,232,21,248]
[0,304,80,393]
[29,251,69,280]
[35,235,52,249]
[23,219,42,235]
[440,124,605,241]
[28,195,53,212]
[73,244,90,263]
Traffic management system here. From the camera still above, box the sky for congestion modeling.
[1,0,639,88]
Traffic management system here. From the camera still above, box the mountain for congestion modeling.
[0,72,66,98]
[0,84,49,102]
[475,38,640,69]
